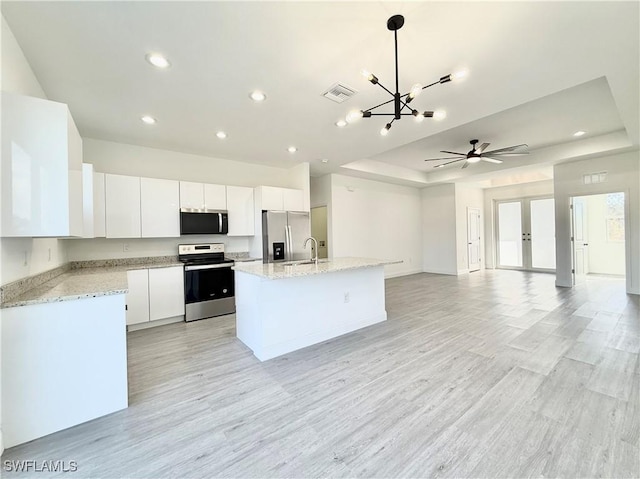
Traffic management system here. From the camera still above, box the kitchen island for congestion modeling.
[233,257,400,361]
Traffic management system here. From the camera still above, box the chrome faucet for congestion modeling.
[303,236,318,264]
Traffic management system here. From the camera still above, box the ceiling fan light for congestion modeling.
[467,156,481,163]
[380,123,392,136]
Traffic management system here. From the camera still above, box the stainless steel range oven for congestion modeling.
[178,243,235,322]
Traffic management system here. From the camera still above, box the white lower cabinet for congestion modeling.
[126,266,185,327]
[125,269,150,325]
[148,266,185,320]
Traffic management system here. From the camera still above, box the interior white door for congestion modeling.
[467,207,481,272]
[497,201,524,268]
[572,197,589,284]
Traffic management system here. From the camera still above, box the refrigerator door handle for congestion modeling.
[284,225,291,261]
[287,225,293,261]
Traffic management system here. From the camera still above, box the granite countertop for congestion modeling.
[1,258,184,309]
[232,257,401,280]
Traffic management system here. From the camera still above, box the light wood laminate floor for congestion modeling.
[3,270,639,478]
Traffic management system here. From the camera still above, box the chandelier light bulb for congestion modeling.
[145,53,171,69]
[249,90,267,102]
[361,69,372,79]
[452,70,468,82]
[409,83,423,99]
[414,112,425,123]
[216,131,227,139]
[141,115,156,125]
[335,119,347,128]
[346,110,363,123]
[380,123,392,136]
[434,110,447,120]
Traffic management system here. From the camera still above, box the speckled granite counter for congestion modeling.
[232,257,401,280]
[1,258,183,309]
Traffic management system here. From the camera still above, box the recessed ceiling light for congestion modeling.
[145,53,170,69]
[335,119,347,128]
[573,130,586,137]
[321,158,329,163]
[141,115,156,125]
[249,90,267,102]
[216,131,227,139]
[287,146,297,153]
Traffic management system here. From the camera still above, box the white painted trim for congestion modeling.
[385,269,423,279]
[127,315,184,331]
[423,268,458,276]
[457,269,470,275]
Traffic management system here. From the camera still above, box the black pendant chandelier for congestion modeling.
[345,14,466,136]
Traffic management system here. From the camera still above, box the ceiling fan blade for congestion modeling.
[433,158,466,168]
[440,150,467,156]
[475,142,490,153]
[461,161,470,169]
[484,144,528,155]
[424,156,466,161]
[485,152,529,157]
[481,157,503,164]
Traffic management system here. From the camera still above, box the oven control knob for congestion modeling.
[223,288,228,293]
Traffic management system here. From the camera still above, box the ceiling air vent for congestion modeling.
[321,83,357,103]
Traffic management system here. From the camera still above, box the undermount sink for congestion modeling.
[281,259,330,266]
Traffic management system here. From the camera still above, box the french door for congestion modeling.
[496,197,556,272]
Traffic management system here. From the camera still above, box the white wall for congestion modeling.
[554,151,640,294]
[585,194,626,275]
[455,185,485,274]
[483,180,554,268]
[330,174,422,278]
[421,184,457,275]
[0,15,69,286]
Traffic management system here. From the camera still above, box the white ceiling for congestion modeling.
[2,1,638,187]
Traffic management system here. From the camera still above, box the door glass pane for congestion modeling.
[530,198,556,269]
[498,202,523,267]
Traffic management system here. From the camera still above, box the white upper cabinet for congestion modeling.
[180,181,227,210]
[259,186,284,211]
[204,184,227,210]
[179,181,204,210]
[282,188,305,212]
[1,92,83,237]
[256,185,306,212]
[140,178,180,238]
[226,186,254,236]
[93,172,106,238]
[82,164,95,238]
[105,174,141,238]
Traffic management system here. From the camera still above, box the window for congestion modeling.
[605,192,624,242]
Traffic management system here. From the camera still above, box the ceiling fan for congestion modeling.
[425,139,529,169]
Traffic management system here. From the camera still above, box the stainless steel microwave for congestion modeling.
[179,209,228,235]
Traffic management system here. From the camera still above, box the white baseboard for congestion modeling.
[385,269,423,279]
[422,268,458,276]
[127,315,184,331]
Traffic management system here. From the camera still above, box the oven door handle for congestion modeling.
[185,262,234,271]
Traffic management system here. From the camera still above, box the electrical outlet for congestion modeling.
[344,292,350,303]
[123,243,130,252]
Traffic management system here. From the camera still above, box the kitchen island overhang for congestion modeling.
[233,258,401,361]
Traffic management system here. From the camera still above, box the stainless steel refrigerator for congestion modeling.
[262,211,311,262]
